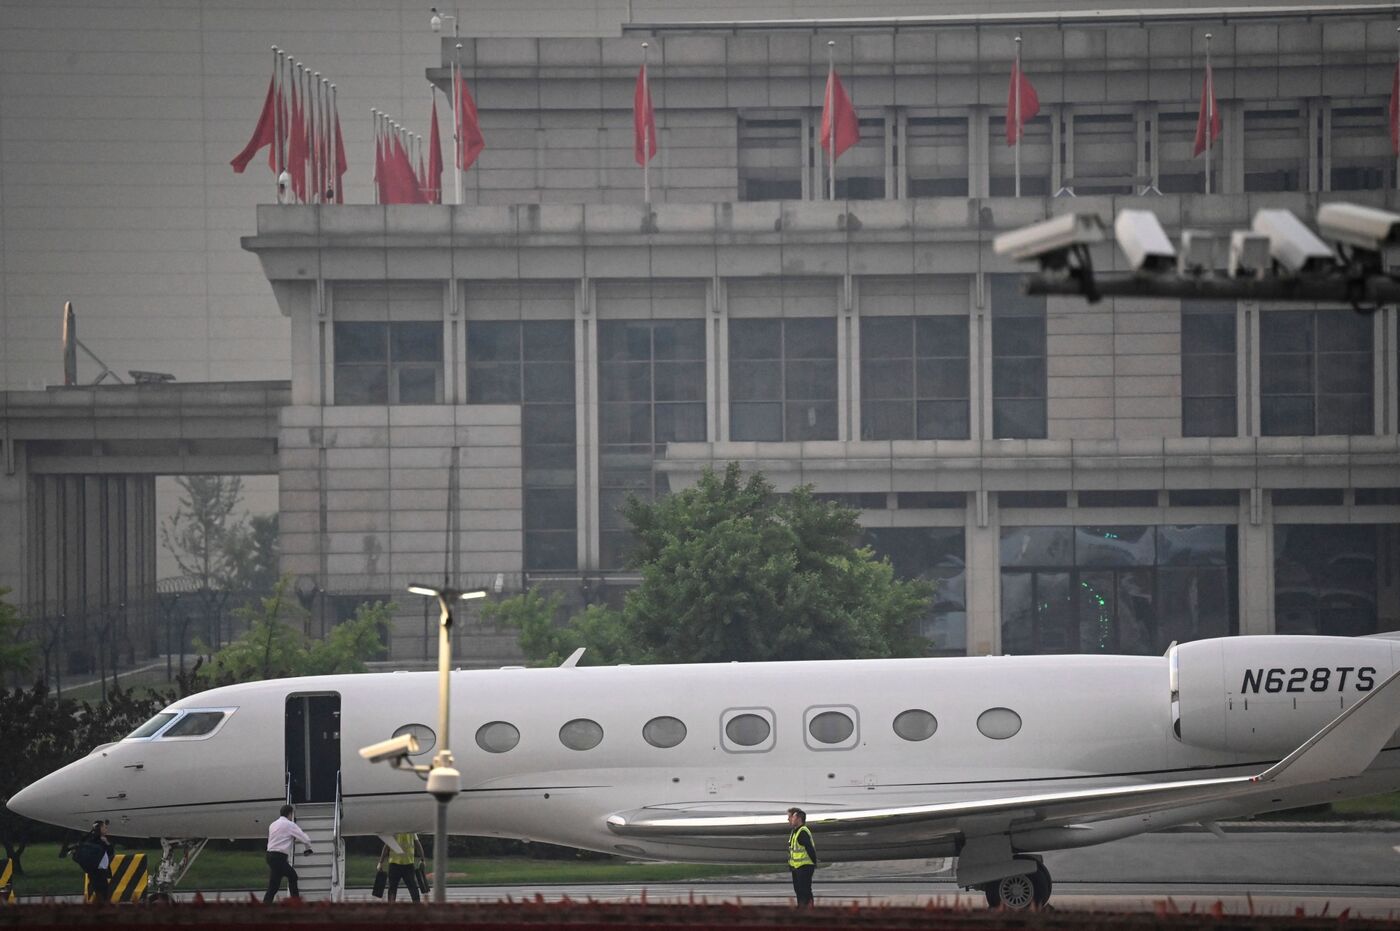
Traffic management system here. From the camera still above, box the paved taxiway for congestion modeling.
[389,828,1400,917]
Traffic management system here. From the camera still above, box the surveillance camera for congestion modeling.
[1178,230,1217,276]
[1114,209,1176,273]
[1228,231,1270,280]
[1251,209,1334,275]
[1316,202,1400,253]
[993,213,1105,269]
[358,733,419,765]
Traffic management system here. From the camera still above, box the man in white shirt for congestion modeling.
[263,804,313,903]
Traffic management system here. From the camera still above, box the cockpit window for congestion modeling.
[128,713,177,739]
[162,711,226,738]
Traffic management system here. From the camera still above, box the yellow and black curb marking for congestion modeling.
[0,859,14,903]
[83,852,147,903]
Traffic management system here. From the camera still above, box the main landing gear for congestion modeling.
[981,860,1052,910]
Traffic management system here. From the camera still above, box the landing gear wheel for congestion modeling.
[984,872,1035,910]
[983,862,1052,910]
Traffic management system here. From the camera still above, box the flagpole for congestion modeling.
[1204,33,1213,197]
[270,46,282,200]
[1394,26,1399,190]
[429,83,437,202]
[1014,35,1022,199]
[332,83,341,203]
[371,109,380,204]
[827,40,836,201]
[312,73,322,202]
[642,42,651,205]
[321,77,331,202]
[454,42,464,205]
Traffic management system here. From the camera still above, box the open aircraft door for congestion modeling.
[286,693,340,804]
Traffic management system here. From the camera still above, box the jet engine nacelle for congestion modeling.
[1170,636,1400,754]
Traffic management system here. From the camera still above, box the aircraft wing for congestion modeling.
[608,665,1400,842]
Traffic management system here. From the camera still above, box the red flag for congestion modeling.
[820,67,860,160]
[390,134,424,204]
[633,64,658,165]
[230,76,276,173]
[374,128,387,203]
[1193,62,1222,157]
[288,82,306,201]
[1389,62,1399,156]
[333,106,347,203]
[427,96,444,204]
[454,68,486,171]
[1005,58,1040,146]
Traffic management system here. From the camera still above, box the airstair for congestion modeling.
[288,777,345,901]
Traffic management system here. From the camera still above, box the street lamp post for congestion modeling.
[407,582,485,904]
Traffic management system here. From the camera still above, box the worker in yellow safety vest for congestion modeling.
[786,807,816,907]
[376,832,425,903]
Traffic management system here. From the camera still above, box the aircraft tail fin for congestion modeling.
[1255,665,1400,786]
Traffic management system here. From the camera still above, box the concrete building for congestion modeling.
[2,1,1399,672]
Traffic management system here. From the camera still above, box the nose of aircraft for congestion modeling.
[6,765,90,831]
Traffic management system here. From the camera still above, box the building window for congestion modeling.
[860,316,969,440]
[599,318,707,568]
[1330,106,1392,191]
[1157,110,1207,194]
[832,117,887,199]
[729,318,837,441]
[864,527,966,655]
[988,115,1051,195]
[738,116,803,201]
[1243,107,1304,192]
[467,320,578,572]
[1000,525,1238,655]
[1260,310,1372,436]
[1181,301,1237,437]
[333,322,443,405]
[904,116,968,196]
[1069,112,1137,194]
[990,275,1046,438]
[1275,524,1399,636]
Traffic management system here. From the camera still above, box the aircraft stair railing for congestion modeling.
[331,770,345,901]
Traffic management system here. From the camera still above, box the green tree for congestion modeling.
[0,587,35,679]
[222,513,280,594]
[161,475,244,589]
[196,576,392,684]
[620,464,932,662]
[501,464,933,666]
[483,590,629,667]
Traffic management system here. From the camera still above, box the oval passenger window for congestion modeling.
[892,709,938,742]
[725,713,771,747]
[808,710,854,745]
[977,707,1022,740]
[392,723,436,756]
[475,721,521,753]
[559,718,604,751]
[642,716,687,749]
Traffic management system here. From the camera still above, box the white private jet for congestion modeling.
[10,633,1400,909]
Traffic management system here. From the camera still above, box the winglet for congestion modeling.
[1255,665,1400,786]
[560,647,586,668]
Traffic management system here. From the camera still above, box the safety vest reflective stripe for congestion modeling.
[787,826,814,868]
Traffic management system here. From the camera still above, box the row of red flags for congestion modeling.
[230,57,347,203]
[236,52,1400,198]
